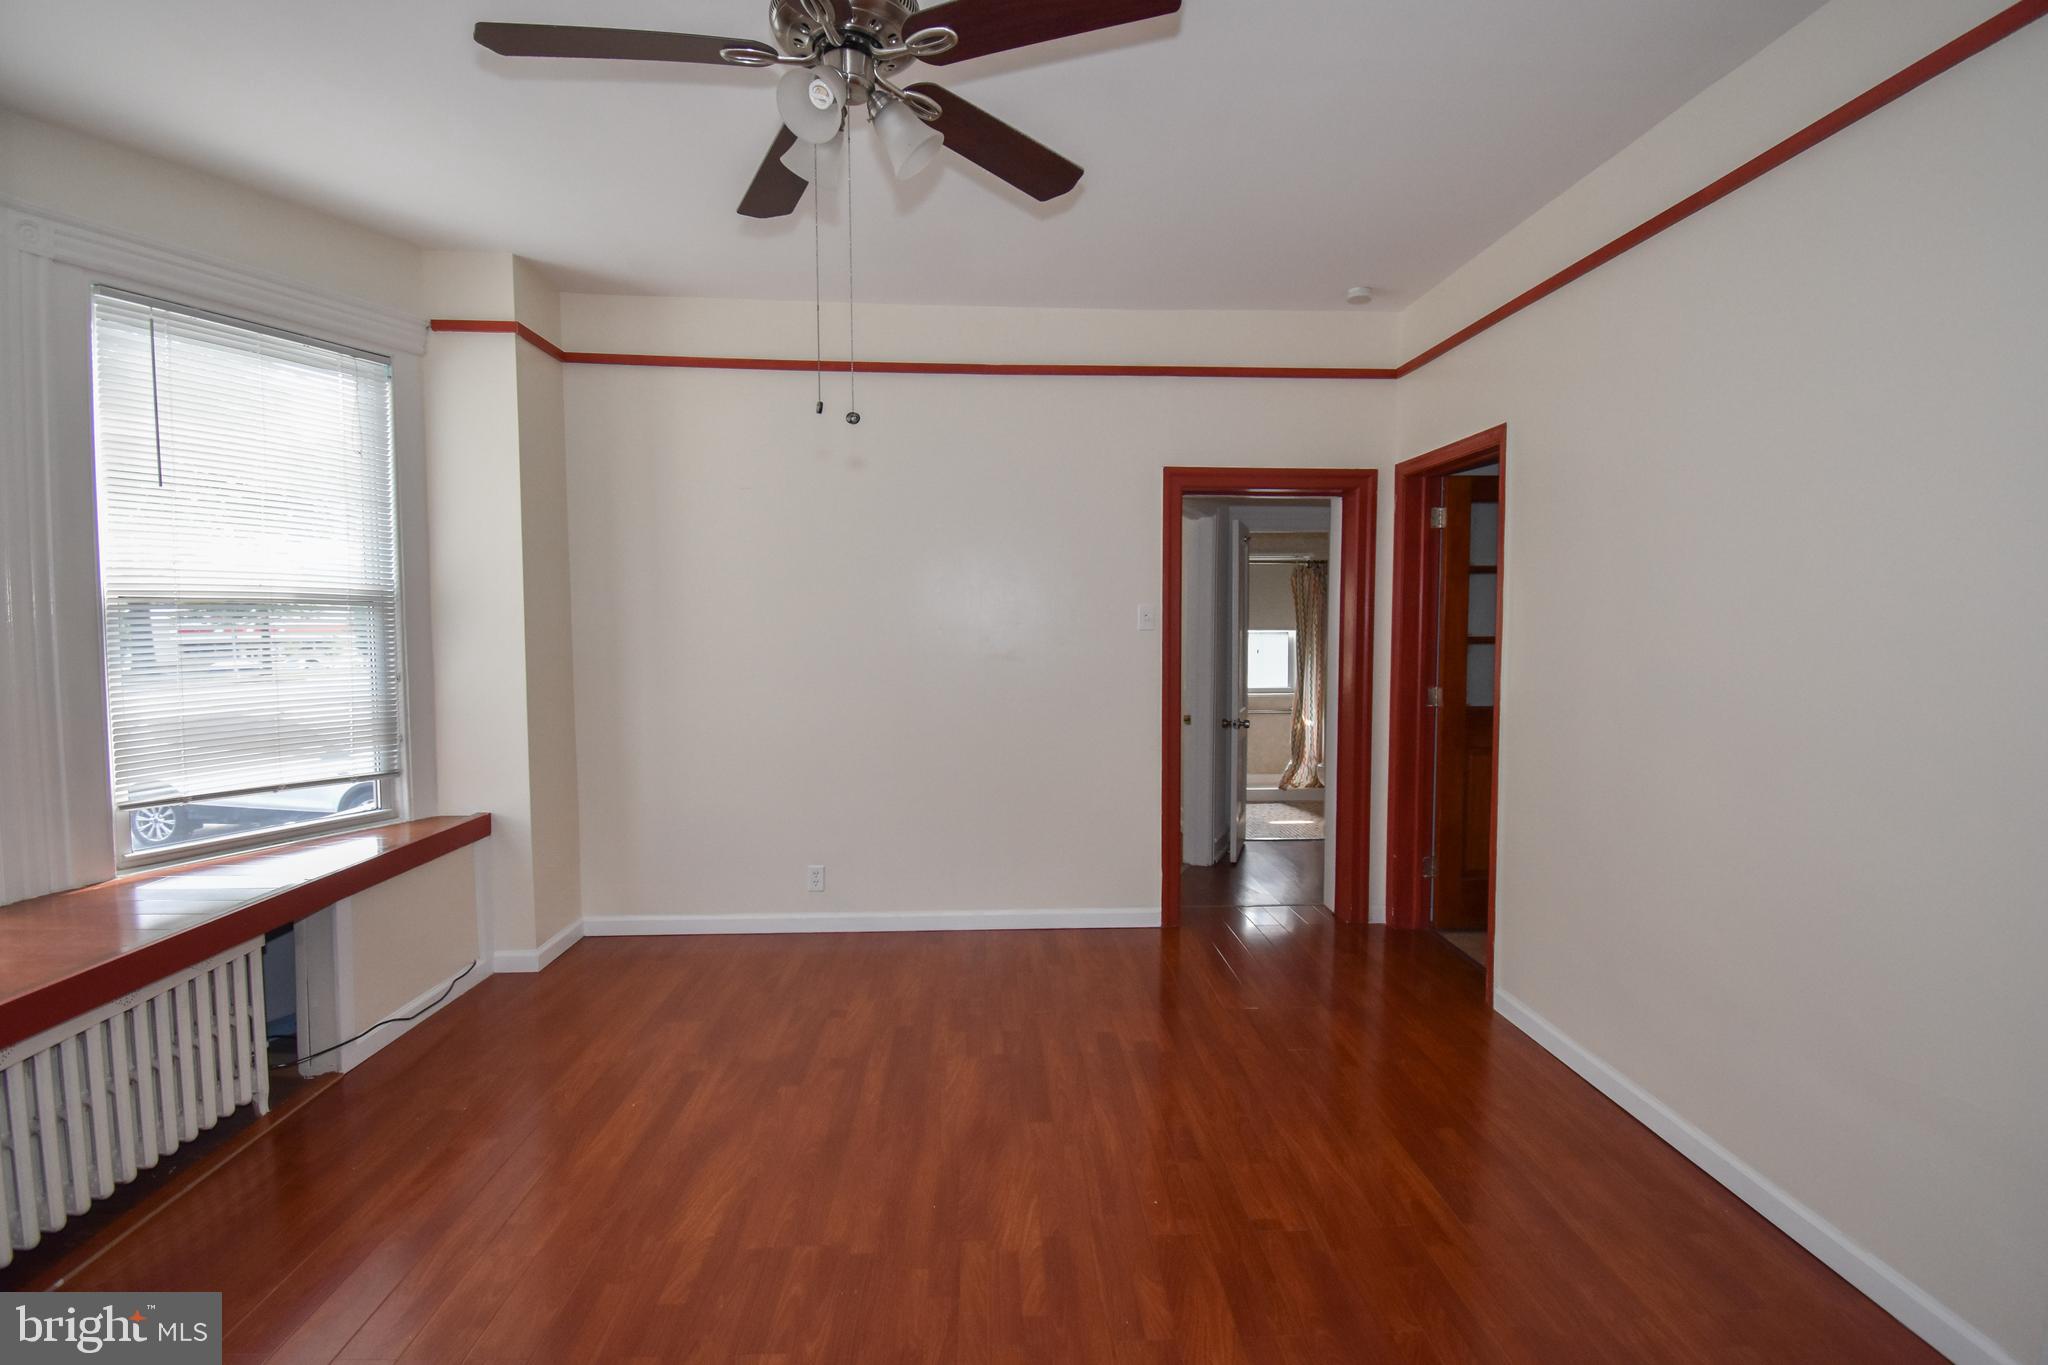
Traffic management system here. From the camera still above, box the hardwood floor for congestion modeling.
[19,919,1935,1363]
[1180,840,1324,910]
[1437,929,1490,969]
[0,1066,336,1286]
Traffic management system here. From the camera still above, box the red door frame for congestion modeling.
[1385,427,1507,983]
[1162,468,1377,928]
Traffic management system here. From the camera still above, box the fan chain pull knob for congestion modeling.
[846,411,862,425]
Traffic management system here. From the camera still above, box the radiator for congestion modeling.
[0,939,269,1269]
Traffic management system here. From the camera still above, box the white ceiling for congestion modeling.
[0,0,1823,310]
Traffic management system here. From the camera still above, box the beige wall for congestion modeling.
[556,295,1392,369]
[422,252,582,955]
[1395,2,2048,1359]
[515,337,583,946]
[0,107,421,314]
[422,322,536,953]
[563,295,1397,920]
[348,847,480,1025]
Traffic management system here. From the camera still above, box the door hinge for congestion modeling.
[1427,686,1443,708]
[1429,506,1448,529]
[1422,855,1438,878]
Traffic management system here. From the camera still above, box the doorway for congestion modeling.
[1179,499,1333,914]
[1161,468,1376,927]
[1245,542,1330,845]
[1387,428,1506,987]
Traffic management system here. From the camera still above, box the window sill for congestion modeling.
[0,813,491,1051]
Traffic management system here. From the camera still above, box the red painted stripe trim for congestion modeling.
[576,353,1398,379]
[430,0,2045,383]
[424,322,1392,379]
[429,318,570,361]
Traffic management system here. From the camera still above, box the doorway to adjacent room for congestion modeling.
[1387,428,1507,988]
[1161,468,1376,928]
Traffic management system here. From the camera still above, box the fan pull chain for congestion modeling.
[147,313,166,487]
[844,116,860,425]
[813,143,824,415]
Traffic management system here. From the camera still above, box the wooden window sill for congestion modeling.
[0,814,491,1050]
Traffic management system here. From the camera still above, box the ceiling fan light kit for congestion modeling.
[475,0,1182,422]
[875,97,943,179]
[777,65,848,144]
[475,0,1182,212]
[779,130,841,184]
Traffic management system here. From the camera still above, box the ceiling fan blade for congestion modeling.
[904,0,1180,65]
[738,127,811,219]
[908,83,1082,202]
[474,22,774,65]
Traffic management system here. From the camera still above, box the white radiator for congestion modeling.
[0,939,269,1269]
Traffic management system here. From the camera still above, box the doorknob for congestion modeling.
[1219,719,1233,729]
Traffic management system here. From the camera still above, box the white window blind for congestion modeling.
[90,290,402,811]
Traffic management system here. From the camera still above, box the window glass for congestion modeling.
[126,780,389,855]
[1469,502,1499,568]
[1467,643,1496,708]
[1468,571,1497,637]
[1248,630,1295,692]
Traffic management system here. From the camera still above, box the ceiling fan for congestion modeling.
[474,0,1182,217]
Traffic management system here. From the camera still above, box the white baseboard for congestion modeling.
[338,959,489,1074]
[583,908,1163,937]
[1495,990,2019,1365]
[493,917,584,973]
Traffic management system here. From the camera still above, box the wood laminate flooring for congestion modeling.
[19,917,1936,1363]
[1181,840,1324,911]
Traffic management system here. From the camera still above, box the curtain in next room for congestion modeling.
[1278,562,1327,791]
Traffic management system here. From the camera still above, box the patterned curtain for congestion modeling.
[1278,562,1328,790]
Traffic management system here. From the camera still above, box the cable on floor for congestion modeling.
[272,960,477,1070]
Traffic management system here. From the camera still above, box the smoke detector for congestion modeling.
[1345,286,1376,307]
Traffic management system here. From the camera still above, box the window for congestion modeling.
[90,291,402,861]
[1247,629,1296,692]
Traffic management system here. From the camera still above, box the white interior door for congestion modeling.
[1227,521,1250,864]
[1180,507,1225,866]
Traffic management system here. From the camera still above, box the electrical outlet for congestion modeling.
[1137,605,1158,632]
[807,865,826,893]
